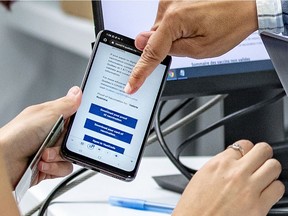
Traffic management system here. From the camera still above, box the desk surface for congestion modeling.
[19,156,210,216]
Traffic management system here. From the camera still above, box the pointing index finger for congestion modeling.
[124,28,172,94]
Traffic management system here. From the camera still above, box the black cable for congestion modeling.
[175,91,286,161]
[26,170,94,216]
[149,98,194,136]
[148,95,226,145]
[160,98,194,124]
[268,208,288,215]
[37,168,89,216]
[154,100,194,180]
[154,95,227,179]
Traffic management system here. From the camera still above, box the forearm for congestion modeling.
[0,145,20,216]
[0,128,26,189]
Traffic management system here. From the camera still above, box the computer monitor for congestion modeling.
[92,1,282,100]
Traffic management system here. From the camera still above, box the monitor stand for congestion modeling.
[153,89,287,196]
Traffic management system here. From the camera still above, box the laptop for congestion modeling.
[261,32,288,94]
[261,32,288,207]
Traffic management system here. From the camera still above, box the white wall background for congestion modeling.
[0,2,89,126]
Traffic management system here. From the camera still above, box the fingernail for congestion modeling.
[124,83,132,94]
[67,86,80,96]
[41,163,50,171]
[47,149,56,161]
[137,35,149,50]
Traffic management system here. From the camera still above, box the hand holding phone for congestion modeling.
[61,30,171,181]
[15,115,64,203]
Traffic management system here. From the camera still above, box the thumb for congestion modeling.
[125,27,172,94]
[53,86,82,119]
[134,31,154,50]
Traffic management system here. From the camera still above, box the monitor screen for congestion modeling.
[92,0,282,99]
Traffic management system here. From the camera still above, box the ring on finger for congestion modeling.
[227,143,245,157]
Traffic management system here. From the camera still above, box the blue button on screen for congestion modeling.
[89,104,138,129]
[83,134,125,154]
[84,118,133,144]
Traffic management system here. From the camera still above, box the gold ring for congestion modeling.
[227,143,245,157]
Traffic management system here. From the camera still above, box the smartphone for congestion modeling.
[61,30,171,181]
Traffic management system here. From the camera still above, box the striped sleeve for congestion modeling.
[282,0,288,35]
[256,0,284,34]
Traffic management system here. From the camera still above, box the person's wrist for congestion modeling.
[0,129,19,188]
[242,0,258,33]
[0,136,5,158]
[0,129,9,160]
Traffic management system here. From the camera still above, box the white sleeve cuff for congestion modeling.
[256,0,284,34]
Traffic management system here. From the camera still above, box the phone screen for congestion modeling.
[62,30,171,180]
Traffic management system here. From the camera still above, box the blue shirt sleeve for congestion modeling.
[282,0,288,35]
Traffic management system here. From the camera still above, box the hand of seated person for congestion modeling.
[173,140,285,216]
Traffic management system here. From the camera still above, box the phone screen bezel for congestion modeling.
[61,30,171,181]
